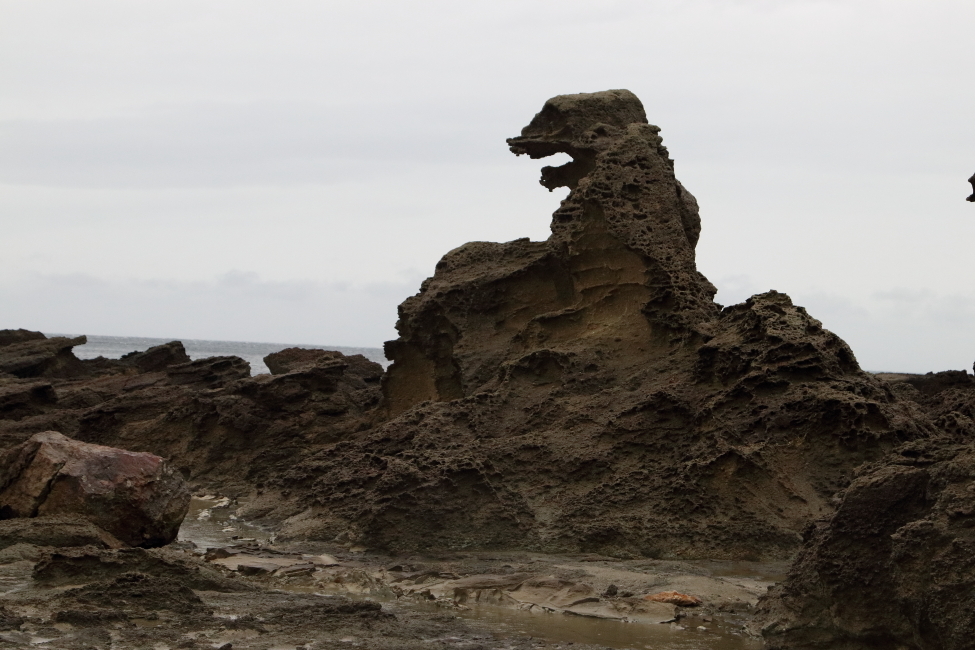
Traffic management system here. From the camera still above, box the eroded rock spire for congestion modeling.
[382,89,721,414]
[507,89,717,328]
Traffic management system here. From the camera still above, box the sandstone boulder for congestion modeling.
[0,431,190,547]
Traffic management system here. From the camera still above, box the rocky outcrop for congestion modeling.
[4,90,975,648]
[264,348,344,375]
[383,90,718,414]
[264,90,929,558]
[756,439,975,650]
[118,340,190,373]
[0,335,385,503]
[0,331,88,379]
[4,90,917,560]
[0,431,190,547]
[751,374,975,650]
[0,329,46,348]
[165,355,251,388]
[0,91,949,562]
[71,350,384,491]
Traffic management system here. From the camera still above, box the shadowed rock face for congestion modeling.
[756,438,975,650]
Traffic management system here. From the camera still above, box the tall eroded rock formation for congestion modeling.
[274,90,928,558]
[383,90,718,415]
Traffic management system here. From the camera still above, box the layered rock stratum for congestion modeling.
[280,89,930,558]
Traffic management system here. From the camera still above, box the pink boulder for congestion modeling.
[0,431,190,547]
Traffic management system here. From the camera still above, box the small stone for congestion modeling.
[235,560,280,576]
[644,591,702,607]
[204,547,237,561]
[274,563,316,577]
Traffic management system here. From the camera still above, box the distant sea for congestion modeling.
[47,333,388,376]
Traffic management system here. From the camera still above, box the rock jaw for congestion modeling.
[383,89,719,414]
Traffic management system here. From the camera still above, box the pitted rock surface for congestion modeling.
[756,437,975,650]
[271,90,930,558]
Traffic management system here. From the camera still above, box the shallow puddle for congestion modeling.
[444,603,760,650]
[178,496,271,550]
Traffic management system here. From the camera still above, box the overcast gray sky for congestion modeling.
[2,0,973,372]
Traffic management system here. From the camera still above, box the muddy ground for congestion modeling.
[0,496,771,650]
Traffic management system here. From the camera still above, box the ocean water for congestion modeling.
[48,333,387,376]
